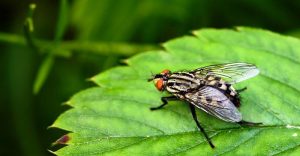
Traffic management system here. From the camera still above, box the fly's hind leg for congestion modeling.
[189,104,215,148]
[150,96,178,111]
[238,120,262,126]
[236,87,247,93]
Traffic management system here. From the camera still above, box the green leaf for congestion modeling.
[33,54,54,94]
[51,27,300,155]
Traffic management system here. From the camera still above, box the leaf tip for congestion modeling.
[53,134,71,146]
[62,100,72,106]
[191,30,198,35]
[47,149,57,155]
[47,122,60,129]
[120,58,129,65]
[160,42,168,48]
[86,77,95,82]
[47,125,54,129]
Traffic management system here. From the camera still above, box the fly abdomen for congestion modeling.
[204,75,240,107]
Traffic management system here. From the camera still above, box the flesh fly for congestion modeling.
[148,63,261,148]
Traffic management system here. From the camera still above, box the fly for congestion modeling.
[148,62,261,148]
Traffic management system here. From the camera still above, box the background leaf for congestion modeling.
[51,27,300,155]
[33,0,69,94]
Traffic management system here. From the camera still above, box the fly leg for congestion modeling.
[238,120,262,126]
[236,87,247,93]
[189,104,215,148]
[150,96,178,111]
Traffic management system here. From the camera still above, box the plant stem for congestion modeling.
[0,32,159,57]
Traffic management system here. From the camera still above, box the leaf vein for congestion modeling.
[216,130,263,156]
[271,142,300,156]
[167,132,221,156]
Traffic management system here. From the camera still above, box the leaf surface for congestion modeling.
[52,27,300,155]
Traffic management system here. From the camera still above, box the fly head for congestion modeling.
[148,69,171,91]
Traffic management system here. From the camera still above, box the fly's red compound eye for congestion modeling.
[154,78,164,91]
[161,69,170,75]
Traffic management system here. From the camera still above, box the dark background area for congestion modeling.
[1,0,300,155]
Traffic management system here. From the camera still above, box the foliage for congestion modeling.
[51,27,300,155]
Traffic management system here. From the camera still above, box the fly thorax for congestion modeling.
[166,72,200,93]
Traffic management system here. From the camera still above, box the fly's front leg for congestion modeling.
[150,96,178,111]
[189,104,215,148]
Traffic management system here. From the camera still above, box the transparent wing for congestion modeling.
[185,86,242,122]
[193,63,259,84]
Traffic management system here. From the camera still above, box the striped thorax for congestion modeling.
[166,72,202,94]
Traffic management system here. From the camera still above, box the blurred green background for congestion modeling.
[1,0,300,155]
